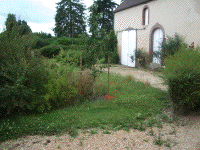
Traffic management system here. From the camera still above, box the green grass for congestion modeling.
[0,72,170,142]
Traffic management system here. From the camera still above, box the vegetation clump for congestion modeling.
[164,45,200,113]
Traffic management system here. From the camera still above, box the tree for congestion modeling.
[5,14,17,32]
[4,14,32,39]
[54,0,86,37]
[88,2,101,38]
[88,0,118,35]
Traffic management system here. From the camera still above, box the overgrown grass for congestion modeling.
[0,72,170,142]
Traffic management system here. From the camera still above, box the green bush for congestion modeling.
[56,49,82,66]
[164,45,200,112]
[135,49,150,68]
[40,43,60,58]
[161,34,187,64]
[0,34,50,115]
[43,59,77,108]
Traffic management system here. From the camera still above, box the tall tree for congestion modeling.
[4,14,32,38]
[5,14,17,32]
[54,0,86,37]
[88,0,118,36]
[88,2,101,38]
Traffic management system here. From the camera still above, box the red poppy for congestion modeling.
[79,92,81,95]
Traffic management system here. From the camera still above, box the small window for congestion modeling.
[143,7,149,25]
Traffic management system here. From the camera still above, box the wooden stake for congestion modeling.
[80,54,83,93]
[108,55,110,94]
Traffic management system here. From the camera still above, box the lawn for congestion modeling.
[0,72,171,142]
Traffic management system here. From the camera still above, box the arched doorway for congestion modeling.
[149,23,165,65]
[153,28,163,64]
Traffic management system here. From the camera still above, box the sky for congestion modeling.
[0,0,121,36]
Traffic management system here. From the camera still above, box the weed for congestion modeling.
[149,127,154,136]
[164,141,171,148]
[169,125,176,135]
[79,140,83,146]
[156,121,163,128]
[138,122,146,131]
[113,125,122,131]
[82,129,86,134]
[57,145,61,149]
[69,128,78,138]
[132,139,136,146]
[103,130,111,134]
[123,127,130,132]
[125,146,130,150]
[90,129,98,134]
[56,134,61,137]
[143,139,149,142]
[153,130,164,146]
[146,117,156,127]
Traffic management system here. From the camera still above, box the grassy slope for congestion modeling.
[0,72,170,142]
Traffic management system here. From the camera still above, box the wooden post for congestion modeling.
[80,54,83,71]
[108,55,110,94]
[80,54,83,94]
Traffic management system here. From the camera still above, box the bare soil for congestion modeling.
[1,65,200,150]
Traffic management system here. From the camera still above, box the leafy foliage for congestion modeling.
[56,49,82,66]
[54,0,86,37]
[88,0,118,36]
[39,42,61,58]
[164,45,200,113]
[135,49,150,68]
[4,13,32,39]
[160,34,187,64]
[0,33,50,115]
[43,59,77,109]
[102,30,119,64]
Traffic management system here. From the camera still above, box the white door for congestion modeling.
[122,31,129,66]
[153,29,163,64]
[121,30,136,67]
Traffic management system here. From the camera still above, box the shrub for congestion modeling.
[56,49,82,66]
[164,45,200,113]
[135,49,150,68]
[43,59,77,109]
[40,42,60,58]
[161,33,187,64]
[0,34,50,115]
[32,37,53,49]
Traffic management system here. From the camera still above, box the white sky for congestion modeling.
[0,0,121,36]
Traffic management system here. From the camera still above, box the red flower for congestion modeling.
[79,92,81,95]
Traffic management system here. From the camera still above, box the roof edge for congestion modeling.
[114,0,153,14]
